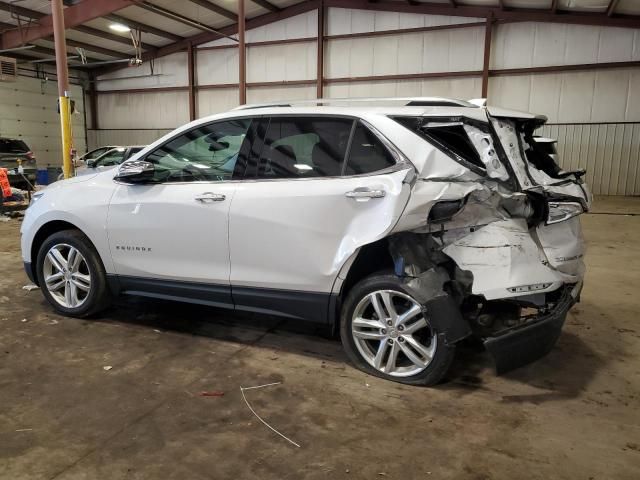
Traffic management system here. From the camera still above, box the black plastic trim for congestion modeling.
[23,261,36,284]
[106,275,334,325]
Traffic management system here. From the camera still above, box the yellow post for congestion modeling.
[51,0,73,179]
[59,95,73,179]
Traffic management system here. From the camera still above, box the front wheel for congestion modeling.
[340,274,455,386]
[36,229,111,317]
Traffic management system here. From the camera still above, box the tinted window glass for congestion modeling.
[344,122,396,175]
[0,138,29,153]
[96,148,126,167]
[144,119,251,183]
[256,117,353,179]
[394,116,484,170]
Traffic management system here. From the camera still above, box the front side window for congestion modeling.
[144,119,252,183]
[255,117,353,179]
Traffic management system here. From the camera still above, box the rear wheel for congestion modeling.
[340,273,455,386]
[36,230,111,317]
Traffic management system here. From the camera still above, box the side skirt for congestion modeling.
[107,275,335,325]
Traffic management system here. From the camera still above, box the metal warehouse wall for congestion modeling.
[0,75,85,169]
[93,7,640,195]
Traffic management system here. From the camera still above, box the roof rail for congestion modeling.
[232,97,479,111]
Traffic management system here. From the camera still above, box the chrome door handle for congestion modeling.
[195,192,226,203]
[345,188,386,201]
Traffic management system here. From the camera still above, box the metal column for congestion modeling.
[238,0,246,105]
[51,0,73,179]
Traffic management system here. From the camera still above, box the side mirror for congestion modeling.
[114,160,154,183]
[86,159,96,168]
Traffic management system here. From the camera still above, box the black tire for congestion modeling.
[340,273,455,386]
[35,229,111,317]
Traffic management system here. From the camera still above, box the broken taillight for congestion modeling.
[547,201,584,225]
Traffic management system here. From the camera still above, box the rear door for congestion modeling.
[228,116,412,321]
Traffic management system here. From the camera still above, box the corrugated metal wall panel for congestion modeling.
[87,129,171,150]
[0,77,85,167]
[197,49,238,85]
[325,77,481,99]
[197,88,239,117]
[247,43,316,82]
[489,68,640,123]
[326,9,483,35]
[97,91,189,130]
[325,27,484,78]
[491,22,640,69]
[538,123,640,195]
[97,53,188,91]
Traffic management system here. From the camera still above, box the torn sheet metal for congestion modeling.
[463,124,510,181]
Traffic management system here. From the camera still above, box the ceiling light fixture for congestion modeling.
[109,23,130,33]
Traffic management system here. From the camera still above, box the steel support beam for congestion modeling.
[607,0,620,17]
[2,0,138,50]
[187,0,236,21]
[105,14,184,42]
[137,2,232,36]
[239,0,246,105]
[89,72,98,130]
[188,42,196,121]
[481,15,493,98]
[251,0,281,12]
[322,0,640,28]
[316,2,324,98]
[62,38,130,58]
[73,25,156,52]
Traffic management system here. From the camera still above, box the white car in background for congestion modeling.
[21,98,591,386]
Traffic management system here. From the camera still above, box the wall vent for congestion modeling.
[0,56,17,82]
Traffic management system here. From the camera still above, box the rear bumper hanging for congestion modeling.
[483,283,581,374]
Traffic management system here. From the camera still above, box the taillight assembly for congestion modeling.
[547,201,584,225]
[26,151,36,161]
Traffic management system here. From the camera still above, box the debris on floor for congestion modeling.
[22,284,39,291]
[199,391,225,397]
[103,366,113,371]
[240,382,301,448]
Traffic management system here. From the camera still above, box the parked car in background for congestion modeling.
[21,98,591,386]
[78,146,118,166]
[0,137,37,189]
[75,146,145,176]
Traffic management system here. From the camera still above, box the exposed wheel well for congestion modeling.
[331,238,395,335]
[29,220,81,285]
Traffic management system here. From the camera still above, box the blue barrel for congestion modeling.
[36,169,49,185]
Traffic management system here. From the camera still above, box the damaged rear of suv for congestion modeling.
[339,101,590,385]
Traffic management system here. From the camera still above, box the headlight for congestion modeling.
[547,201,584,224]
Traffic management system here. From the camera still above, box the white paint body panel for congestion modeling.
[22,103,587,306]
[107,182,237,284]
[229,169,411,292]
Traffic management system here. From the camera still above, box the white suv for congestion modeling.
[21,98,590,386]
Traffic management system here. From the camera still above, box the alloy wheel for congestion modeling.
[351,289,437,377]
[42,243,91,308]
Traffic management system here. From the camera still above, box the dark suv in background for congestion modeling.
[0,137,37,189]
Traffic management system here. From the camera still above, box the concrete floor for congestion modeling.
[1,196,639,480]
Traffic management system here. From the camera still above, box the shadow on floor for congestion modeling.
[97,295,605,397]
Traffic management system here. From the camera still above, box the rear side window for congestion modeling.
[394,117,485,171]
[0,138,29,153]
[344,122,396,175]
[255,117,353,179]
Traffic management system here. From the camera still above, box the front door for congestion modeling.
[107,118,254,306]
